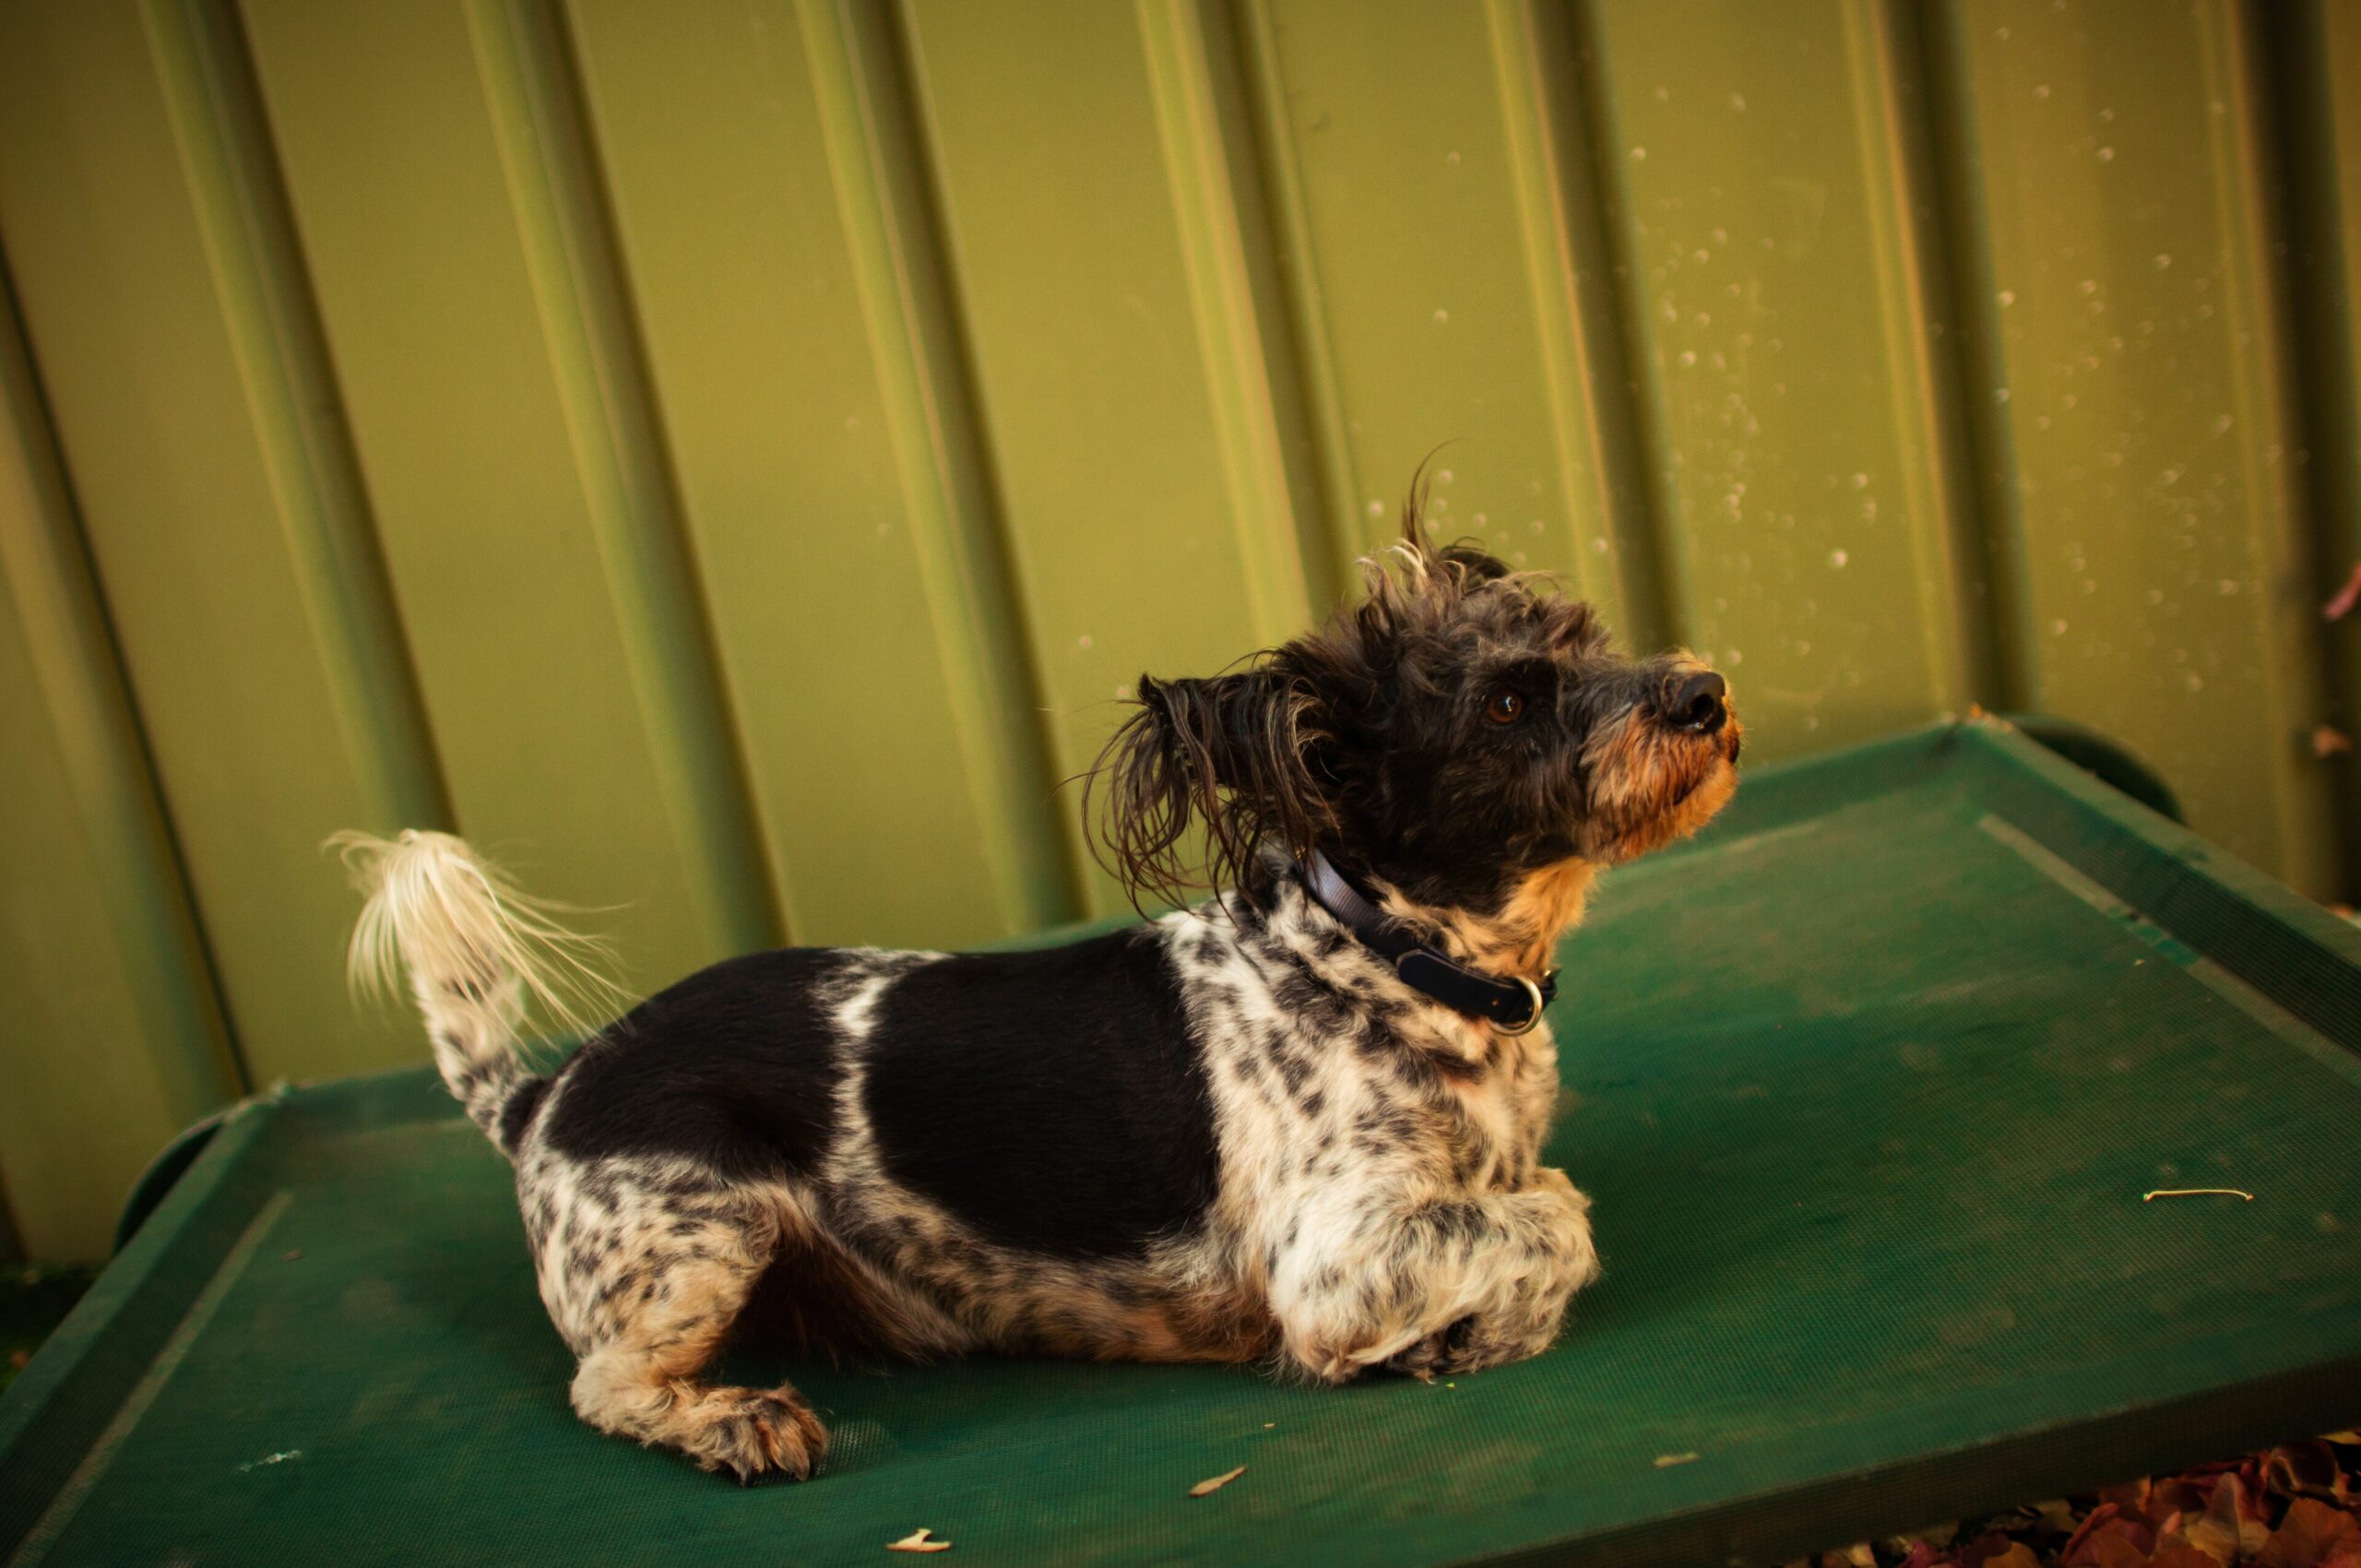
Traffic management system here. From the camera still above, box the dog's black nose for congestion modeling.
[1667,671,1727,733]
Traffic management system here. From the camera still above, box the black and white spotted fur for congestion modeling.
[338,503,1739,1481]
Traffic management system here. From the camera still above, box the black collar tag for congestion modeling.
[1300,851,1558,1034]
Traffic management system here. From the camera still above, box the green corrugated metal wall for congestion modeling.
[0,0,2353,1261]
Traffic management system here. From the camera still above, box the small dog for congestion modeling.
[338,498,1739,1482]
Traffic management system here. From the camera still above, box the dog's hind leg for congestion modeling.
[539,1164,827,1482]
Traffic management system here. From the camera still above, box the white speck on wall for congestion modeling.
[2217,579,2240,596]
[2035,84,2051,100]
[1473,512,1488,526]
[1999,290,2016,306]
[1432,309,1449,326]
[2097,147,2115,161]
[1850,473,1869,489]
[1368,500,1384,517]
[1077,634,1093,650]
[1995,387,2011,404]
[1437,469,1453,484]
[1631,146,1646,160]
[1828,549,1849,568]
[2052,619,2069,636]
[1594,537,1610,552]
[2154,254,2172,269]
[1448,149,1461,164]
[1729,92,1746,112]
[2213,413,2234,434]
[1679,350,1697,367]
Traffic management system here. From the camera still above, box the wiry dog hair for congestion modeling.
[338,481,1740,1483]
[1092,490,1738,921]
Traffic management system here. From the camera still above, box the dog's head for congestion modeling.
[1089,486,1740,948]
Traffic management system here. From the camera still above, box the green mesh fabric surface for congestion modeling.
[5,721,2358,1568]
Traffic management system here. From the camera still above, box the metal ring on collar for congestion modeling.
[1497,975,1548,1036]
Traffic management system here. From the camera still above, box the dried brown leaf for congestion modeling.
[2268,1444,2353,1505]
[2152,1548,2227,1568]
[2029,1502,2077,1537]
[1964,1532,2030,1568]
[2176,1476,2246,1565]
[886,1527,951,1553]
[1892,1523,1964,1550]
[2100,1481,2154,1515]
[2260,1499,2361,1568]
[2083,1538,2147,1568]
[1188,1465,1246,1499]
[2065,1503,2127,1565]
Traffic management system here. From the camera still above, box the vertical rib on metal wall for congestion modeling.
[0,266,240,1259]
[0,0,2352,1256]
[0,0,448,1094]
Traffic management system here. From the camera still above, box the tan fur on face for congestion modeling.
[1578,706,1742,865]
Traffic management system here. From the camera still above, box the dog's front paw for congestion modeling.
[1388,1307,1563,1379]
[1388,1314,1479,1382]
[681,1387,829,1484]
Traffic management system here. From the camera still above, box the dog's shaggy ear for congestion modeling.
[1086,668,1334,910]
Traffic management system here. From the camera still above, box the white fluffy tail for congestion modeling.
[332,830,629,1148]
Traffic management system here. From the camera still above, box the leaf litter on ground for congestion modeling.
[1793,1434,2361,1568]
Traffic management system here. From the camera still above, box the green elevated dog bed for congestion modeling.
[5,720,2357,1567]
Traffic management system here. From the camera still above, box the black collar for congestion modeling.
[1300,850,1558,1034]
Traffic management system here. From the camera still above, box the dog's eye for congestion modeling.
[1483,687,1525,725]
